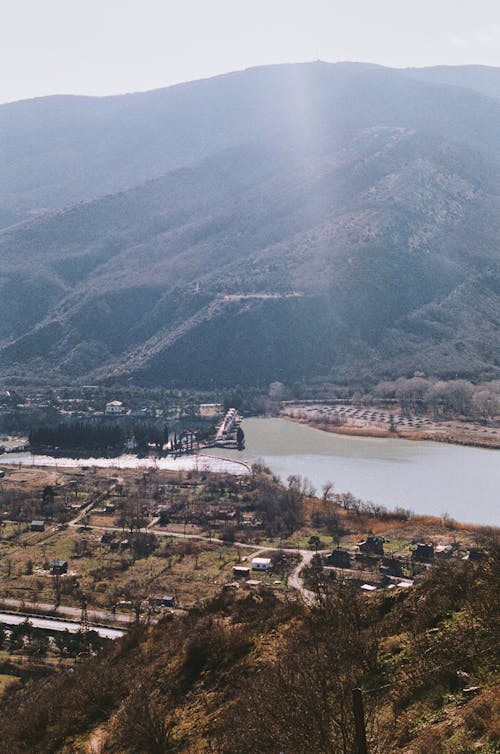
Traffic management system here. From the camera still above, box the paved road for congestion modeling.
[0,611,125,639]
[0,598,134,625]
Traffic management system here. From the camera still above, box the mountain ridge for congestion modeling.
[1,62,500,386]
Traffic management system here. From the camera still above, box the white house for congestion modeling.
[251,557,272,572]
[105,400,125,415]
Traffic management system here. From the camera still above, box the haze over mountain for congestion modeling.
[1,62,500,386]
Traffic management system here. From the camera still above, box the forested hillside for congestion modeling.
[1,62,500,386]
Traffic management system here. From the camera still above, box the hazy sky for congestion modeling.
[2,0,500,104]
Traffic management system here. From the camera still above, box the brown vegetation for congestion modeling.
[0,544,498,753]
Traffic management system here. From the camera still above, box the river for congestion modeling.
[1,417,498,525]
[203,417,499,526]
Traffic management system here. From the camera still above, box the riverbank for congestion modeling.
[281,405,500,449]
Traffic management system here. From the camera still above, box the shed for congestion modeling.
[251,557,271,572]
[157,595,176,608]
[232,566,250,578]
[50,559,68,575]
[30,520,45,532]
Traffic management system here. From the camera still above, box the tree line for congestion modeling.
[372,377,500,418]
[28,421,170,451]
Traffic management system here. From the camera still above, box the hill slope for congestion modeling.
[1,62,500,386]
[0,551,498,753]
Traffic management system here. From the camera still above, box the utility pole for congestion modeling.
[352,687,369,754]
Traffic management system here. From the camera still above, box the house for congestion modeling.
[30,520,45,532]
[412,543,435,562]
[357,536,385,556]
[49,559,68,575]
[232,566,250,578]
[325,548,351,568]
[199,403,223,418]
[105,400,125,415]
[251,557,272,572]
[380,557,404,578]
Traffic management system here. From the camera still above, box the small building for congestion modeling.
[49,559,68,575]
[435,544,454,559]
[396,579,414,588]
[105,400,125,415]
[104,503,116,514]
[467,548,485,562]
[325,549,350,568]
[412,543,434,562]
[358,537,385,556]
[30,520,45,532]
[156,595,176,608]
[245,579,262,588]
[380,557,404,578]
[251,557,272,572]
[232,566,251,578]
[199,403,223,418]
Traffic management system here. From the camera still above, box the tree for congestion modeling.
[321,481,335,503]
[308,535,321,553]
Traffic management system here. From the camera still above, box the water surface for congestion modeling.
[204,418,499,526]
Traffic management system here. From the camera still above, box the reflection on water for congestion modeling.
[0,452,249,476]
[203,417,500,526]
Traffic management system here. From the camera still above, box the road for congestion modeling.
[0,598,134,625]
[287,550,318,604]
[0,611,125,639]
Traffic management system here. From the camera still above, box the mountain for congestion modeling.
[405,64,500,101]
[1,62,500,387]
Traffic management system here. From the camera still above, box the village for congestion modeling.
[0,457,491,631]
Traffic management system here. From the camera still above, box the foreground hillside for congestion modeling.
[1,62,500,385]
[0,549,498,753]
